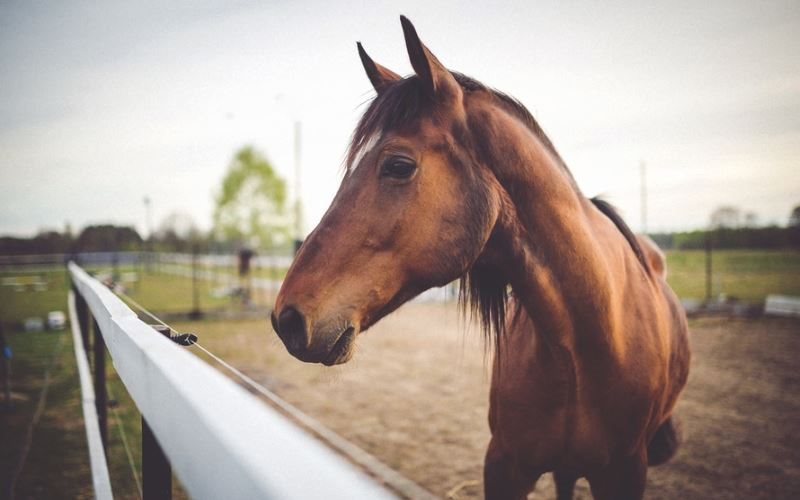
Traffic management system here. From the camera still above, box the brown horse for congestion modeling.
[272,17,690,500]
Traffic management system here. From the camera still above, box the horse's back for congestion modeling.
[636,234,667,279]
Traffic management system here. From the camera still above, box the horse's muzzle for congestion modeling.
[271,306,356,365]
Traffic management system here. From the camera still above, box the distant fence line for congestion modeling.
[156,252,295,269]
[0,251,295,270]
[155,260,458,304]
[0,251,467,304]
[68,262,396,499]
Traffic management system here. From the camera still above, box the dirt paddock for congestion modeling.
[190,303,800,499]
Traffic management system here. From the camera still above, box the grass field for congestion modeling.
[0,328,93,498]
[0,289,187,498]
[0,266,208,498]
[665,250,800,302]
[0,265,274,328]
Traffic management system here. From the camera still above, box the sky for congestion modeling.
[1,0,798,239]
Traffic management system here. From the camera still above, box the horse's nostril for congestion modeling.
[270,311,279,333]
[276,306,308,353]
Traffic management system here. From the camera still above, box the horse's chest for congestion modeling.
[489,351,653,469]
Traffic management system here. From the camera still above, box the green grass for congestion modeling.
[0,329,93,499]
[0,264,191,499]
[0,264,275,328]
[126,269,236,313]
[0,269,70,328]
[124,266,279,313]
[194,262,288,280]
[665,249,800,302]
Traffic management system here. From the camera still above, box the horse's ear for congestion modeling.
[357,42,400,94]
[400,15,461,100]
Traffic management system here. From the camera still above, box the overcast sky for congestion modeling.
[1,0,798,238]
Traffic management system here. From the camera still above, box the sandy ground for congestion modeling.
[191,304,800,499]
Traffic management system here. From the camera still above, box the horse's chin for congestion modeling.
[320,326,357,366]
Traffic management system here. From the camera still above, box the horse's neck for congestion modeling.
[472,104,622,349]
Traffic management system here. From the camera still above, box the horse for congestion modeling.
[271,16,690,500]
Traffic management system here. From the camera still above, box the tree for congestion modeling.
[155,211,201,251]
[709,205,741,229]
[75,225,142,252]
[212,146,291,249]
[743,211,759,228]
[790,204,800,228]
[0,231,71,255]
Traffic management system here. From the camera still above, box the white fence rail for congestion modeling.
[69,262,394,499]
[764,294,800,317]
[68,291,113,500]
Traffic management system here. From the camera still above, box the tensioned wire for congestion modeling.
[112,289,438,500]
[105,382,143,500]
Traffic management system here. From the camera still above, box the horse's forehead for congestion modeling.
[348,111,462,173]
[349,133,382,172]
[387,115,455,144]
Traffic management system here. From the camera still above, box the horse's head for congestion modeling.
[272,17,504,365]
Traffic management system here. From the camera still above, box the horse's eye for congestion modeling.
[380,157,417,179]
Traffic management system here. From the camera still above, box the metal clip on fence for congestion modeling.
[172,333,197,346]
[150,325,198,347]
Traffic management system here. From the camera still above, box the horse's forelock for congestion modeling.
[347,76,428,172]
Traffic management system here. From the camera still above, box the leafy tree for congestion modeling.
[75,225,142,252]
[212,146,290,249]
[0,231,71,255]
[790,204,800,228]
[743,211,759,228]
[154,211,202,252]
[709,205,741,229]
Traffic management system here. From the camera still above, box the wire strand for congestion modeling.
[117,285,305,422]
[115,289,296,415]
[106,383,143,500]
[115,291,171,330]
[111,287,437,499]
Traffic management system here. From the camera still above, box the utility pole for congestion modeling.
[189,242,203,320]
[143,196,153,240]
[640,161,648,234]
[143,196,153,272]
[705,231,713,302]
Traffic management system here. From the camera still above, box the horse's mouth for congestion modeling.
[322,327,356,366]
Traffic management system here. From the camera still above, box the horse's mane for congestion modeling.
[348,72,650,344]
[590,197,651,273]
